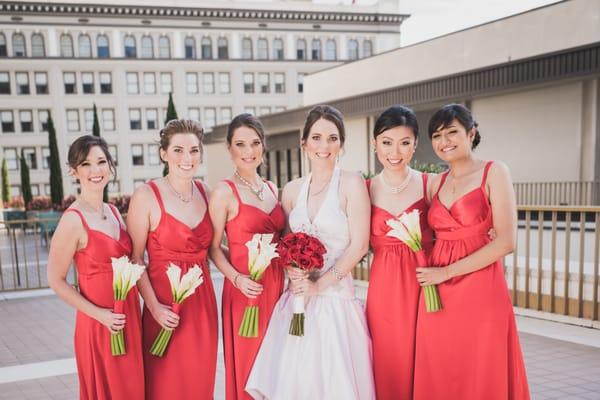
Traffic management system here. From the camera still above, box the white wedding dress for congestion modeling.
[246,167,375,400]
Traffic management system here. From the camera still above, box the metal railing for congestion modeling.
[514,181,600,206]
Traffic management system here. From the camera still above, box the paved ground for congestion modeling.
[1,274,600,399]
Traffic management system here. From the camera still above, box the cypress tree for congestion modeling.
[163,93,179,177]
[92,104,109,202]
[19,151,33,209]
[47,114,64,209]
[1,159,10,204]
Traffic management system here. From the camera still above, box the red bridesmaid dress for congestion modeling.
[68,206,144,400]
[222,180,285,400]
[143,180,218,400]
[413,161,530,400]
[366,173,433,400]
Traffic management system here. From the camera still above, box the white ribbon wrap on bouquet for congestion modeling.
[292,295,305,314]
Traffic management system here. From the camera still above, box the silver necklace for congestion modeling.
[79,197,107,220]
[234,170,265,201]
[380,168,412,194]
[165,176,193,203]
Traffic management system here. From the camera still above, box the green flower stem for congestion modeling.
[289,313,305,336]
[239,306,260,338]
[424,285,442,312]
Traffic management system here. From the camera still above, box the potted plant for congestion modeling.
[2,197,27,228]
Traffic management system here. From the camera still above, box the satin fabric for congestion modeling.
[143,181,218,400]
[222,180,285,400]
[413,161,530,400]
[69,206,144,400]
[366,174,433,400]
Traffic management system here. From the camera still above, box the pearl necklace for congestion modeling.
[165,176,193,203]
[380,168,413,194]
[234,170,265,201]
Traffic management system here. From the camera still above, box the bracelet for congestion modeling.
[233,272,241,288]
[330,266,345,281]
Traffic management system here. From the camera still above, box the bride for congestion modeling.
[246,105,375,399]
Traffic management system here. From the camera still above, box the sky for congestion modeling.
[316,0,562,46]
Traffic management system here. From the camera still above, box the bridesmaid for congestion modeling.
[413,104,530,399]
[48,135,144,400]
[209,113,285,400]
[127,119,218,399]
[366,106,433,400]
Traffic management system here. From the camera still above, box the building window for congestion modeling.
[21,148,37,170]
[242,38,253,60]
[0,33,7,57]
[204,108,216,131]
[325,39,336,60]
[188,107,200,123]
[243,107,255,115]
[82,72,94,94]
[129,109,142,130]
[148,144,160,166]
[141,35,154,58]
[184,37,196,59]
[102,109,115,131]
[42,147,50,169]
[160,73,172,94]
[186,73,198,94]
[126,72,139,94]
[273,38,284,60]
[243,73,254,94]
[158,36,170,58]
[31,33,45,57]
[3,148,17,170]
[217,37,228,59]
[274,73,285,93]
[124,35,136,58]
[219,73,230,94]
[348,39,359,60]
[35,72,48,94]
[108,145,118,166]
[257,38,268,60]
[311,39,321,60]
[60,34,74,57]
[1,111,14,133]
[100,72,112,93]
[258,73,270,94]
[131,144,144,166]
[16,72,30,95]
[146,109,158,130]
[220,107,232,124]
[30,184,40,196]
[64,72,77,94]
[84,109,94,132]
[97,34,110,58]
[202,73,214,94]
[0,72,8,94]
[38,110,49,131]
[363,40,373,57]
[201,37,212,59]
[13,33,26,57]
[108,180,120,194]
[258,107,271,116]
[297,73,304,93]
[296,39,306,60]
[66,109,80,132]
[78,34,92,57]
[19,110,33,132]
[143,72,156,94]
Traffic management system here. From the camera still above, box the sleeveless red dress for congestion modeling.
[143,180,218,400]
[68,206,144,400]
[366,173,433,400]
[414,161,530,400]
[222,180,285,400]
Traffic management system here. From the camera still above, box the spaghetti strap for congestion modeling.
[147,181,166,212]
[107,204,124,229]
[481,161,494,188]
[435,170,450,197]
[64,208,90,231]
[224,180,241,202]
[194,180,209,204]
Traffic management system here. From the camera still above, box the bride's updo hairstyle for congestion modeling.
[302,105,346,146]
[428,104,481,149]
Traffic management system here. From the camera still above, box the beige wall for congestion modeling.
[204,143,232,188]
[338,116,371,175]
[304,0,600,105]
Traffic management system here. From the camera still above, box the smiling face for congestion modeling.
[71,145,112,193]
[160,132,202,178]
[373,125,416,171]
[228,126,264,172]
[430,118,474,163]
[302,118,342,165]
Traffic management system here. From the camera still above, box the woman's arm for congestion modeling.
[208,183,263,298]
[47,212,125,334]
[126,185,179,330]
[417,162,516,285]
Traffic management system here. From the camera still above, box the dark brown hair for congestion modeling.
[428,104,481,149]
[159,119,204,152]
[373,105,419,139]
[302,105,345,146]
[226,113,266,148]
[67,135,116,176]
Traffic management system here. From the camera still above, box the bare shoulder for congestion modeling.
[131,182,154,202]
[339,169,366,189]
[281,177,303,208]
[210,181,235,203]
[54,208,85,238]
[488,160,511,177]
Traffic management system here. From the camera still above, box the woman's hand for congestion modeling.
[95,307,126,334]
[287,266,307,281]
[236,275,263,298]
[416,267,450,286]
[488,228,497,240]
[290,277,319,297]
[149,302,180,331]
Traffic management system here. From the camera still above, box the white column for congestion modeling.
[230,32,241,59]
[112,30,122,57]
[173,31,183,58]
[286,32,295,60]
[47,27,58,57]
[339,34,348,61]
